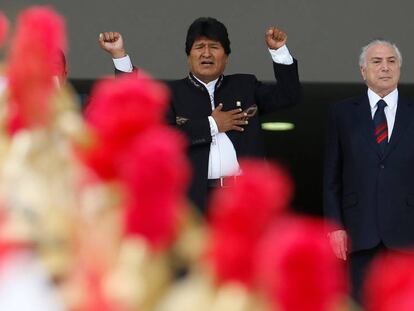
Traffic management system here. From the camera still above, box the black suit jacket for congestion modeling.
[324,91,414,252]
[116,61,300,212]
[166,61,301,212]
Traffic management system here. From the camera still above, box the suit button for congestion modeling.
[379,164,385,169]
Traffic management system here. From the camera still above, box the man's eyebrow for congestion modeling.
[370,56,397,60]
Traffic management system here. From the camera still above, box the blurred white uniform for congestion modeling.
[0,252,65,310]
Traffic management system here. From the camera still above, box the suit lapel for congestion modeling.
[383,97,414,159]
[354,95,382,157]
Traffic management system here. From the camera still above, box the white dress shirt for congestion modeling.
[113,45,294,178]
[0,252,65,311]
[195,76,240,178]
[113,55,133,72]
[367,88,398,141]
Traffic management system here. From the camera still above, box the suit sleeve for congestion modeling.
[255,59,301,114]
[323,103,344,227]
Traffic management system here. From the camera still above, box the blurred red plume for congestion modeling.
[256,216,348,311]
[206,160,293,287]
[6,6,66,133]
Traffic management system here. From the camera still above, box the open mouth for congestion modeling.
[200,60,214,65]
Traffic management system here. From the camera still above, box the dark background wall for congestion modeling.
[3,1,414,215]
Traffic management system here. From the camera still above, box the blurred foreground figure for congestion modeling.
[0,6,79,311]
[0,253,65,310]
[0,6,190,311]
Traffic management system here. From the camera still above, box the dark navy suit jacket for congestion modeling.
[324,91,414,252]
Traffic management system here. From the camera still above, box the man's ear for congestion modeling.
[222,54,228,66]
[360,66,366,81]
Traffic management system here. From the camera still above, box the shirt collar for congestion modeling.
[192,75,218,95]
[367,88,398,110]
[188,72,224,93]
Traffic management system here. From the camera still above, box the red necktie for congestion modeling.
[373,99,388,153]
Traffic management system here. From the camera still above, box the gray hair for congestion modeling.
[359,39,402,68]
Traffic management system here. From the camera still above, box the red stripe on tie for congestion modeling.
[376,131,388,144]
[375,122,387,135]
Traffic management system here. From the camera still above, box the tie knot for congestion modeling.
[377,99,387,110]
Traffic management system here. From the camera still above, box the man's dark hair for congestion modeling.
[185,17,231,55]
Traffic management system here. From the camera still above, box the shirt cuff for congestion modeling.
[208,116,219,136]
[113,55,133,72]
[268,45,294,65]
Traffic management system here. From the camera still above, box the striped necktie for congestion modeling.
[373,99,388,154]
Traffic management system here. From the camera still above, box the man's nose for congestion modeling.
[381,61,390,71]
[201,46,212,56]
